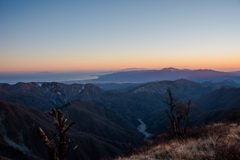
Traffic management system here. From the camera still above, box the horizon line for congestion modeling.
[1,67,240,74]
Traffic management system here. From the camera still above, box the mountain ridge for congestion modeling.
[90,68,240,83]
[0,79,238,118]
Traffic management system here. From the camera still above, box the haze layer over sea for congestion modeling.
[0,71,105,84]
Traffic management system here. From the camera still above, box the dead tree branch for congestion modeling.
[38,109,77,160]
[162,87,191,138]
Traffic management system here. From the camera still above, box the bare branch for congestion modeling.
[162,87,191,138]
[62,121,75,135]
[38,127,59,160]
[39,109,77,160]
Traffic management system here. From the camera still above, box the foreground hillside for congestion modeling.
[0,100,143,160]
[116,121,240,160]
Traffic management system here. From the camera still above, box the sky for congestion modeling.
[0,0,240,73]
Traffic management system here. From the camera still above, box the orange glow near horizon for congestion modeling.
[1,55,240,73]
[1,46,240,73]
[1,1,240,73]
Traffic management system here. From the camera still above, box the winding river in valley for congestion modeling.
[137,118,154,140]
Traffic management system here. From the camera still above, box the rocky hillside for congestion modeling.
[0,82,104,110]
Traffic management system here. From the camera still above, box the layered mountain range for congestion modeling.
[0,76,240,159]
[90,68,240,83]
[1,78,238,114]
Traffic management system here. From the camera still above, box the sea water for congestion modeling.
[0,71,104,84]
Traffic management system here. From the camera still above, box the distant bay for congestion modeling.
[0,71,107,84]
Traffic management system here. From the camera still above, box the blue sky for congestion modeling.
[1,0,240,72]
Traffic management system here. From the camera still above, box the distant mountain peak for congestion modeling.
[194,69,217,72]
[174,78,194,83]
[119,68,147,72]
[161,67,179,71]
